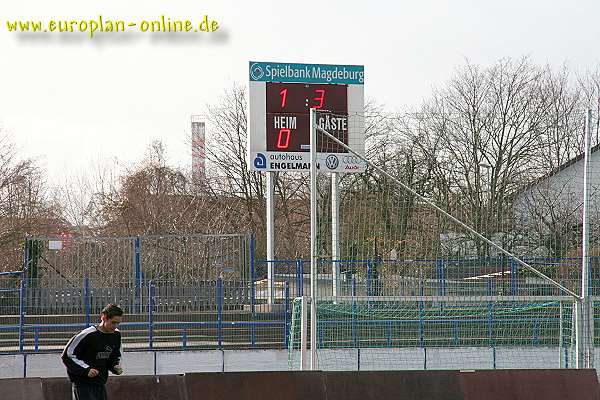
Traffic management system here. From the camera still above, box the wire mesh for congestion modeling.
[5,234,264,353]
[289,296,576,370]
[292,109,589,371]
[0,271,22,351]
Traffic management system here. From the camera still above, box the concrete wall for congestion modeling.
[0,349,290,379]
[0,347,595,379]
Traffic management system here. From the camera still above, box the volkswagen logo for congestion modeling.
[250,63,264,80]
[325,155,339,170]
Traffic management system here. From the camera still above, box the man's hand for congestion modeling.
[113,365,123,375]
[87,368,99,378]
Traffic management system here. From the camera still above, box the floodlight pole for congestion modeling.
[332,172,340,301]
[309,108,318,370]
[578,109,594,369]
[266,172,275,304]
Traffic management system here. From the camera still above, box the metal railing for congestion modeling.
[2,247,598,354]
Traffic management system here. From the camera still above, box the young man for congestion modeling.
[62,303,124,400]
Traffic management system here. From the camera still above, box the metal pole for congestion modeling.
[148,281,154,349]
[579,109,593,368]
[19,238,29,353]
[300,296,308,370]
[134,237,142,314]
[366,260,373,297]
[309,108,318,370]
[571,301,577,368]
[559,301,564,368]
[84,277,91,327]
[419,279,425,349]
[217,277,223,349]
[250,234,256,314]
[487,279,495,368]
[250,235,256,347]
[436,260,446,296]
[510,258,518,296]
[587,261,595,368]
[19,279,25,353]
[266,171,275,305]
[284,281,290,349]
[575,298,583,368]
[331,172,340,300]
[296,260,302,297]
[34,327,39,352]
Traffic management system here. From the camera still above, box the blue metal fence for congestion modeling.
[1,277,291,353]
[2,234,598,354]
[254,256,595,298]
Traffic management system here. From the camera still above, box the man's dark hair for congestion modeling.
[101,303,123,319]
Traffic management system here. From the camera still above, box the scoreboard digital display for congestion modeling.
[265,82,348,153]
[248,61,365,173]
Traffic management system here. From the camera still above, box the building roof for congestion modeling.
[518,142,600,194]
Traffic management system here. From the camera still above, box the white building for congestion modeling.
[512,144,600,257]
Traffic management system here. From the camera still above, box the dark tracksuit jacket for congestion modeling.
[61,326,122,386]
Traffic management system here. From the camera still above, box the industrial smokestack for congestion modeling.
[191,115,206,186]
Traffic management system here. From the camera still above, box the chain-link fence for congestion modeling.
[6,231,600,370]
[286,109,596,372]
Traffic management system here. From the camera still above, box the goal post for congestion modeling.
[289,294,577,371]
[292,109,590,371]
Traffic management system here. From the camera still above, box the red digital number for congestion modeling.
[280,88,287,108]
[312,89,325,109]
[277,129,291,149]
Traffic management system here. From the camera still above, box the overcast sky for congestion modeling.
[2,0,600,183]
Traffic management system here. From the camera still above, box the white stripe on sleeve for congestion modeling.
[66,326,95,369]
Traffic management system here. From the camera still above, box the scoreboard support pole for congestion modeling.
[266,171,275,305]
[309,108,318,371]
[249,60,365,314]
[331,172,340,302]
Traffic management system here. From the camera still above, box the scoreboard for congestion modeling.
[248,61,365,172]
[266,82,348,153]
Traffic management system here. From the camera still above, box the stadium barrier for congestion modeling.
[1,370,598,400]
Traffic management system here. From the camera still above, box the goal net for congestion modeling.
[289,295,576,370]
[288,110,588,371]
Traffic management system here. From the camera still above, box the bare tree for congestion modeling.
[90,141,232,237]
[204,85,267,246]
[0,133,60,271]
[407,58,583,257]
[203,85,315,260]
[52,171,96,235]
[313,101,436,260]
